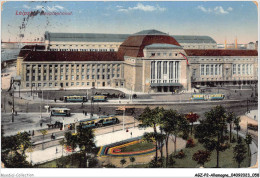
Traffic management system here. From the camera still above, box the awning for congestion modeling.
[150,83,183,87]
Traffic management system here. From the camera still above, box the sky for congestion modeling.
[1,1,258,44]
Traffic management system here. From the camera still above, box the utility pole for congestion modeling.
[123,106,125,131]
[3,96,6,113]
[11,77,14,122]
[247,98,249,113]
[40,89,43,119]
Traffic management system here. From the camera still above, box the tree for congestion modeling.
[233,139,247,168]
[129,156,136,167]
[185,112,199,136]
[234,117,241,141]
[65,127,96,168]
[40,130,48,150]
[195,105,229,168]
[226,112,235,143]
[16,132,32,156]
[245,134,252,156]
[120,158,126,168]
[192,150,211,167]
[59,138,65,157]
[138,107,164,164]
[160,109,179,167]
[170,113,189,156]
[1,129,32,168]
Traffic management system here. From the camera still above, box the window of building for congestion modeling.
[71,75,74,80]
[76,82,79,86]
[72,69,74,73]
[71,82,74,86]
[82,69,84,72]
[38,83,41,87]
[60,75,63,80]
[210,65,214,75]
[92,69,95,73]
[87,75,89,79]
[49,83,52,87]
[97,75,100,79]
[232,64,236,75]
[26,83,29,87]
[55,76,57,80]
[201,64,204,75]
[26,76,29,81]
[246,64,249,75]
[117,74,120,78]
[32,76,35,81]
[87,82,90,86]
[157,53,160,56]
[92,75,95,79]
[76,75,79,80]
[82,82,84,86]
[43,83,47,87]
[242,64,245,75]
[238,64,241,74]
[82,75,84,80]
[206,65,209,75]
[163,61,167,74]
[49,76,52,80]
[65,75,68,80]
[87,69,90,73]
[66,82,69,87]
[107,75,110,79]
[76,69,79,72]
[215,64,218,75]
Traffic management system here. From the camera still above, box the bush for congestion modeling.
[186,138,195,148]
[175,150,185,159]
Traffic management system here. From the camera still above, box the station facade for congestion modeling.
[17,30,258,93]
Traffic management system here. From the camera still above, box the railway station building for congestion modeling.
[17,30,258,93]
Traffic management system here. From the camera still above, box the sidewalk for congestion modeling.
[25,126,155,164]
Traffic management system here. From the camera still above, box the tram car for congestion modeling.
[191,94,225,101]
[50,108,71,116]
[191,94,207,100]
[91,95,107,102]
[77,116,119,129]
[64,95,88,102]
[208,94,225,100]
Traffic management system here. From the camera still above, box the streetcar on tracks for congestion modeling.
[64,95,88,102]
[191,94,225,101]
[77,115,119,129]
[50,108,71,116]
[91,95,107,102]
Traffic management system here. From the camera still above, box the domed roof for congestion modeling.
[133,29,168,36]
[118,30,181,59]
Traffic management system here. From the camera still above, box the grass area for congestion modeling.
[120,141,155,153]
[171,137,251,168]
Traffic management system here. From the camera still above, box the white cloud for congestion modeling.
[55,5,64,10]
[197,5,233,15]
[23,5,31,9]
[33,5,66,12]
[227,7,233,11]
[197,5,212,13]
[117,3,166,13]
[214,6,229,14]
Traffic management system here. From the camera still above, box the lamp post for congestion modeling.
[123,106,125,131]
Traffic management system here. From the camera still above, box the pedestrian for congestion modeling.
[254,115,256,120]
[56,147,58,154]
[53,133,56,139]
[54,98,56,103]
[40,123,42,127]
[51,133,54,140]
[32,130,34,136]
[83,110,85,115]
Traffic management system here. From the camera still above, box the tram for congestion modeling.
[91,95,107,102]
[50,108,71,116]
[191,94,225,101]
[64,95,88,102]
[77,116,119,129]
